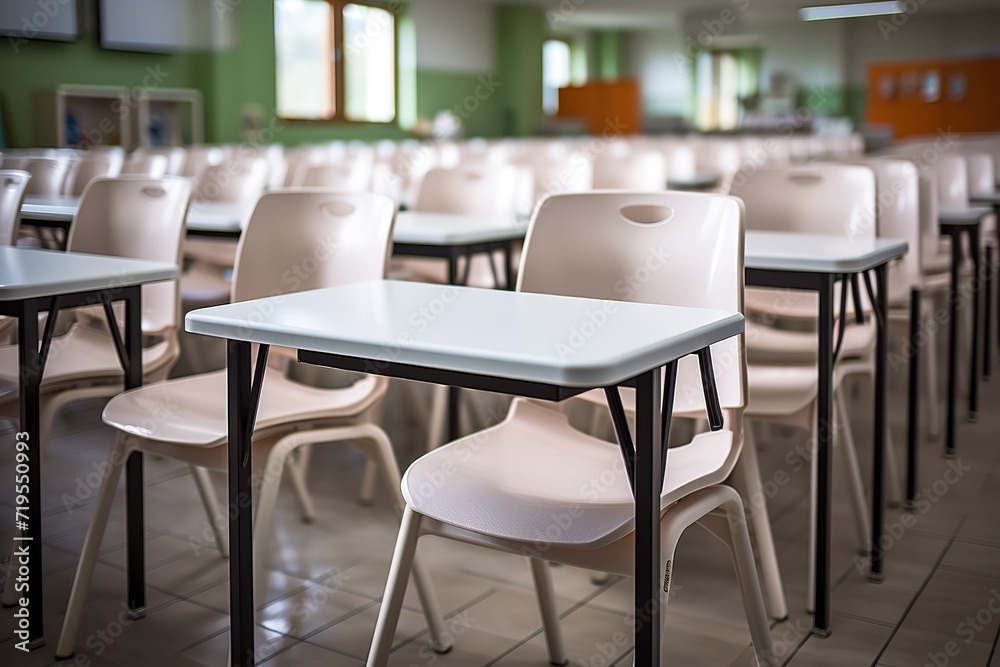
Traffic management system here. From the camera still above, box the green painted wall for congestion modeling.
[495,4,544,137]
[416,69,503,138]
[593,30,624,80]
[0,0,208,148]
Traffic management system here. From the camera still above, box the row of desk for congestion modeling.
[16,190,985,665]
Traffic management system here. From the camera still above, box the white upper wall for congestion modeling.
[413,0,495,73]
[747,17,845,92]
[626,26,692,118]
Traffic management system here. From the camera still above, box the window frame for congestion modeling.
[275,0,398,125]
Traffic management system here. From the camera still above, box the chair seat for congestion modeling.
[103,367,385,448]
[402,399,734,549]
[0,324,174,402]
[745,319,874,364]
[745,363,819,418]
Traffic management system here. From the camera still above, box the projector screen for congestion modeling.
[0,0,77,43]
[99,0,218,53]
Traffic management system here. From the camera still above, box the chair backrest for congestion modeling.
[415,165,522,217]
[964,153,995,198]
[121,154,169,178]
[857,158,922,302]
[729,164,876,241]
[193,158,268,222]
[519,191,746,411]
[182,146,225,179]
[0,170,31,245]
[141,146,187,175]
[66,154,123,197]
[513,150,593,204]
[231,190,396,305]
[591,149,667,190]
[67,177,192,333]
[928,154,968,210]
[298,162,374,191]
[23,158,72,195]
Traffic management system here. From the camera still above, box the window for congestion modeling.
[275,0,396,123]
[694,50,759,131]
[542,39,571,115]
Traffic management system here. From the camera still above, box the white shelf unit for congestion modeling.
[33,85,132,149]
[135,88,204,149]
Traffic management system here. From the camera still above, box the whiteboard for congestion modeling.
[99,0,218,52]
[0,0,78,42]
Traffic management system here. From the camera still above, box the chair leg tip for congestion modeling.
[301,516,317,524]
[772,614,789,623]
[432,643,453,655]
[550,660,569,666]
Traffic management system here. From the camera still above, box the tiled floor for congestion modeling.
[1,331,999,666]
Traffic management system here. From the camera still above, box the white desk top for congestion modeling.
[970,192,1000,206]
[393,212,527,246]
[21,196,245,232]
[939,207,994,226]
[20,195,78,223]
[186,280,743,388]
[0,247,178,301]
[744,231,908,273]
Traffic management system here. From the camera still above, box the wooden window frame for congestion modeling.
[276,0,397,125]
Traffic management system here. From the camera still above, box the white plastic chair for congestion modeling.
[23,157,72,195]
[121,153,169,177]
[64,152,124,196]
[180,145,225,179]
[56,191,450,659]
[729,164,904,608]
[367,191,776,666]
[0,170,30,246]
[592,148,667,190]
[0,176,192,442]
[138,146,186,176]
[297,161,374,191]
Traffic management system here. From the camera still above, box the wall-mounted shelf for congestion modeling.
[33,85,132,149]
[135,88,204,149]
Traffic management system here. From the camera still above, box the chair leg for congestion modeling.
[698,497,778,667]
[358,459,379,507]
[287,447,317,523]
[357,424,450,653]
[732,424,788,621]
[884,419,904,509]
[834,391,871,555]
[367,507,426,666]
[56,434,132,658]
[529,559,568,666]
[425,384,448,452]
[190,465,229,559]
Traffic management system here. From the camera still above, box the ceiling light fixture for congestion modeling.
[799,1,905,21]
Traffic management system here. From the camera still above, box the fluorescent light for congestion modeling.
[799,1,905,21]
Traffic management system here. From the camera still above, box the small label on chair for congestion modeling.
[663,560,672,593]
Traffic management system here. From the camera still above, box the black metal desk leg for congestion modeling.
[969,227,981,420]
[447,386,460,441]
[906,288,921,509]
[946,231,960,457]
[228,340,256,667]
[633,367,664,666]
[870,266,888,581]
[983,245,992,380]
[123,286,146,616]
[813,274,834,636]
[447,250,459,287]
[16,299,45,649]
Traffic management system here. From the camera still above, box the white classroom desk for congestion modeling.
[0,247,178,650]
[186,279,744,667]
[743,230,908,636]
